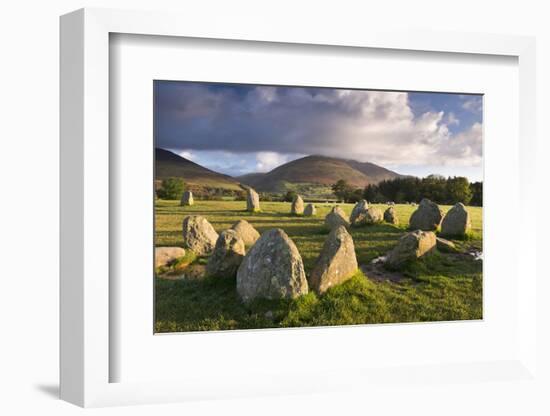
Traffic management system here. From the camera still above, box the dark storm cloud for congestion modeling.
[154,81,483,168]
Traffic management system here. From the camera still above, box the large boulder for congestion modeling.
[231,219,260,246]
[236,229,308,302]
[206,230,245,278]
[291,195,305,215]
[352,207,383,226]
[304,203,317,216]
[180,191,194,206]
[155,247,186,269]
[309,226,358,294]
[246,188,260,212]
[384,206,399,225]
[324,206,350,230]
[385,230,436,269]
[350,200,368,224]
[441,203,471,237]
[409,198,443,231]
[182,215,219,255]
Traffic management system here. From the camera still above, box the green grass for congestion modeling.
[155,200,483,332]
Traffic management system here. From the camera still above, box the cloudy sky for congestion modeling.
[155,81,483,181]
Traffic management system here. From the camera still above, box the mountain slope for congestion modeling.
[155,148,243,191]
[237,155,402,192]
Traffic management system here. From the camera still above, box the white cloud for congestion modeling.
[158,85,483,171]
[461,96,483,113]
[175,150,194,160]
[445,112,460,126]
[255,151,292,172]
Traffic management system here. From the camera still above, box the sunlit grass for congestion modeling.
[155,200,483,332]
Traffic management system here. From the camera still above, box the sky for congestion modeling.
[154,81,483,181]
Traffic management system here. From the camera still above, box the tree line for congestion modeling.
[332,175,482,206]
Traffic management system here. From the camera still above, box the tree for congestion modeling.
[331,179,355,202]
[470,181,483,206]
[446,176,472,205]
[157,178,185,200]
[283,190,298,202]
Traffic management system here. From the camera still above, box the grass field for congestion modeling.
[155,200,483,332]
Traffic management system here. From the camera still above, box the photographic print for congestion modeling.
[154,81,483,333]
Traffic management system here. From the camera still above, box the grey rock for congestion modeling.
[246,188,261,212]
[324,206,350,230]
[353,207,383,226]
[182,215,219,255]
[231,219,260,246]
[385,230,436,269]
[350,200,369,224]
[309,226,358,294]
[384,206,399,225]
[291,195,305,215]
[155,247,186,269]
[180,191,194,206]
[206,230,245,278]
[409,198,443,231]
[441,203,471,237]
[304,203,317,216]
[236,229,308,302]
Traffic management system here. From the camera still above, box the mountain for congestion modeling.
[155,148,243,191]
[237,155,402,192]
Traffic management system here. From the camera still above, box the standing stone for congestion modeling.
[385,230,436,269]
[409,198,443,231]
[182,215,219,256]
[324,206,350,230]
[353,207,383,226]
[206,230,245,278]
[180,191,194,206]
[350,200,369,224]
[230,219,260,246]
[155,247,186,269]
[384,206,399,225]
[246,188,261,212]
[309,226,358,294]
[236,229,308,302]
[441,203,472,237]
[304,203,317,216]
[291,195,305,215]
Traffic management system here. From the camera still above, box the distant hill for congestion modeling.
[237,155,402,192]
[155,148,243,191]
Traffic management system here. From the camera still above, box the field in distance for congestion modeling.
[155,200,483,332]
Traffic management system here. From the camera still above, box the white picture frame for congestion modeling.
[60,7,538,408]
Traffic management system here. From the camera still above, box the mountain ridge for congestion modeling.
[155,149,403,193]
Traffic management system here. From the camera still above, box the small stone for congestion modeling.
[384,206,399,224]
[304,203,317,216]
[182,215,219,255]
[324,206,350,230]
[231,219,260,246]
[409,198,443,231]
[350,200,369,224]
[353,207,383,226]
[440,203,472,237]
[180,191,194,206]
[385,230,436,269]
[155,247,186,268]
[236,229,308,302]
[206,230,245,278]
[291,195,305,215]
[246,188,261,212]
[309,226,358,294]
